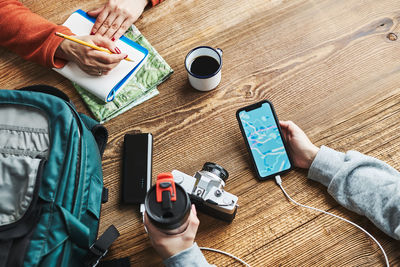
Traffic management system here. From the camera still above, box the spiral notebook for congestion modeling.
[54,9,148,102]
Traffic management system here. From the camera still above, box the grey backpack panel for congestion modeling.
[0,105,49,226]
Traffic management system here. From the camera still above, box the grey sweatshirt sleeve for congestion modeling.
[308,146,400,240]
[163,242,215,267]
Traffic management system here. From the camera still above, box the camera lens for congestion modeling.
[202,162,229,181]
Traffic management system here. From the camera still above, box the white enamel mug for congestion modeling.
[185,46,223,91]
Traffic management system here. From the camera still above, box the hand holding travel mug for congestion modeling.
[144,173,198,259]
[185,46,223,91]
[145,173,191,234]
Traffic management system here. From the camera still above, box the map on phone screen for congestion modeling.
[239,102,291,177]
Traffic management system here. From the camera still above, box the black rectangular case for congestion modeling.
[122,133,153,204]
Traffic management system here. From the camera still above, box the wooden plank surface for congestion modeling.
[1,0,400,266]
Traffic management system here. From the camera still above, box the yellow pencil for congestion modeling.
[55,32,134,62]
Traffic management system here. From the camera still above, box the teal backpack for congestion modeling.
[0,86,120,267]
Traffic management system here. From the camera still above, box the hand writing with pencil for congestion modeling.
[88,0,149,41]
[55,34,127,76]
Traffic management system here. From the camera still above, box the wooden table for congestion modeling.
[1,0,400,266]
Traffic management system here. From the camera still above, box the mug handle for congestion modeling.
[216,48,223,56]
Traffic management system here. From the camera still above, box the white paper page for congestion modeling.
[54,12,146,102]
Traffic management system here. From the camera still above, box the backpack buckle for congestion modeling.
[84,225,120,267]
[85,244,108,267]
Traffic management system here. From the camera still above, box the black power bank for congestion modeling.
[122,133,153,204]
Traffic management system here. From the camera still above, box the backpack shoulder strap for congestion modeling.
[79,113,108,157]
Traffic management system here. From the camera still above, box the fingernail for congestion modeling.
[124,55,128,59]
[115,47,121,54]
[90,31,94,35]
[111,37,115,41]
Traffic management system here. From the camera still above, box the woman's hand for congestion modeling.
[55,34,127,76]
[88,0,148,41]
[279,120,319,169]
[144,205,200,260]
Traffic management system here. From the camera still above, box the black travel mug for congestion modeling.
[145,173,191,234]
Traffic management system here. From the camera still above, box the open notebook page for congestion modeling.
[54,10,147,102]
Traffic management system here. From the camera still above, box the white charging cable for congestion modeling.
[200,247,251,267]
[274,175,390,267]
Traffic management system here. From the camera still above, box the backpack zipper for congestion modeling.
[56,103,83,267]
[66,102,83,216]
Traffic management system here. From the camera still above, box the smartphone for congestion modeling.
[236,100,292,180]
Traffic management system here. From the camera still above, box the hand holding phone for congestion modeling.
[236,100,293,180]
[279,120,319,169]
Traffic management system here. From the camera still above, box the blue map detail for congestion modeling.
[239,102,291,177]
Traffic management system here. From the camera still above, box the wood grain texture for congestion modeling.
[1,0,400,266]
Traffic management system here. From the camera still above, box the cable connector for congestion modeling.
[140,204,145,214]
[275,175,282,185]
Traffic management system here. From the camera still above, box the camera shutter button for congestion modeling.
[223,197,232,205]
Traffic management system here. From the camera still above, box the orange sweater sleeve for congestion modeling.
[0,0,73,68]
[150,0,164,7]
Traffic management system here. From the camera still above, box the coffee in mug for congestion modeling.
[185,46,223,91]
